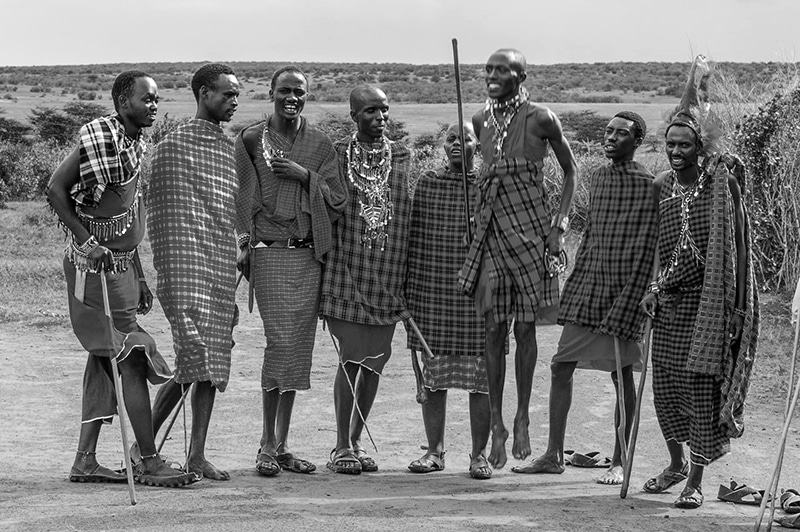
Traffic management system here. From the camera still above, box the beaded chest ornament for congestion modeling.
[346,133,393,250]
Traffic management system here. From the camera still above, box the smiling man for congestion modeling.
[234,65,347,477]
[146,63,241,481]
[320,85,412,475]
[47,71,196,487]
[458,48,578,469]
[514,112,657,484]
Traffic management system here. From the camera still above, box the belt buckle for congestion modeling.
[287,239,297,249]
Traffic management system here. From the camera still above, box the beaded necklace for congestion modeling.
[483,87,528,159]
[346,133,393,250]
[261,125,290,170]
[657,167,711,286]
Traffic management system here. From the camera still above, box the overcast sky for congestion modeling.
[1,0,796,66]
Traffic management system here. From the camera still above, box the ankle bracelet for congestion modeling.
[140,452,159,460]
[76,450,96,461]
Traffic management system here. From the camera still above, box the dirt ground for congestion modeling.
[1,290,799,532]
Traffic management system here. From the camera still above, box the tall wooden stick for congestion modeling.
[451,38,472,242]
[100,272,137,505]
[620,321,652,499]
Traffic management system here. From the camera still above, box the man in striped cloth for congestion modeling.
[458,48,578,469]
[147,63,241,481]
[406,123,493,480]
[514,112,657,485]
[320,85,412,475]
[48,70,194,488]
[235,65,347,477]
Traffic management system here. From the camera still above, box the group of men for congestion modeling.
[51,48,756,509]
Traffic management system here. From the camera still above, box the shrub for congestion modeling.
[77,91,96,101]
[0,140,70,208]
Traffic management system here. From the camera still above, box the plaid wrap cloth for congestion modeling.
[558,161,657,342]
[147,119,239,391]
[320,137,412,325]
[406,168,485,356]
[73,114,146,208]
[234,117,347,261]
[458,102,557,323]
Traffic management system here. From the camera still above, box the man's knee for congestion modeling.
[550,361,575,384]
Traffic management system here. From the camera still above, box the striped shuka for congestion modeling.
[147,119,239,392]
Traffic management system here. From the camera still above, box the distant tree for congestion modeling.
[0,115,32,142]
[559,110,612,144]
[29,101,107,145]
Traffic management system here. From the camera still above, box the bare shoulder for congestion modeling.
[240,122,264,154]
[526,103,563,137]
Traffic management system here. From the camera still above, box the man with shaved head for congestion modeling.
[458,48,578,469]
[320,85,412,475]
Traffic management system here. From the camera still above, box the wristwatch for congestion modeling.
[551,213,569,232]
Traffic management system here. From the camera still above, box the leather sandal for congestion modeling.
[408,450,445,473]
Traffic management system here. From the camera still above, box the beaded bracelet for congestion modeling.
[647,281,661,294]
[732,307,746,318]
[76,235,100,255]
[237,233,250,250]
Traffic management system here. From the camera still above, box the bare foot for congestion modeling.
[187,457,230,481]
[511,455,565,474]
[596,465,624,485]
[512,417,531,460]
[488,426,508,469]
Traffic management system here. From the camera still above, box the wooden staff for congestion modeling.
[614,336,629,479]
[410,349,429,405]
[451,38,472,242]
[620,320,652,499]
[100,271,137,505]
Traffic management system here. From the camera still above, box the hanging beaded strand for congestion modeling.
[483,87,528,160]
[261,126,287,170]
[657,168,711,286]
[346,133,393,250]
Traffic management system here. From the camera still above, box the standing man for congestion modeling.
[321,85,412,475]
[48,70,195,487]
[147,63,241,481]
[514,112,657,485]
[235,65,347,476]
[406,123,493,480]
[458,48,578,469]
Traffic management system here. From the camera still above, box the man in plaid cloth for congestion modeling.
[514,112,657,485]
[48,70,194,487]
[458,48,577,469]
[147,63,241,481]
[234,65,347,477]
[320,85,412,475]
[406,123,494,480]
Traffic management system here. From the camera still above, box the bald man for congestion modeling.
[320,85,413,475]
[458,48,578,469]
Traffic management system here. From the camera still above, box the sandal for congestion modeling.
[69,463,126,483]
[717,480,766,506]
[675,485,704,509]
[255,449,281,477]
[782,489,800,514]
[408,450,445,473]
[276,452,316,474]
[133,460,199,488]
[643,462,689,493]
[353,445,378,472]
[776,513,800,529]
[326,448,362,475]
[469,453,492,480]
[568,451,612,469]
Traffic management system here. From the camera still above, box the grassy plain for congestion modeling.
[0,84,677,141]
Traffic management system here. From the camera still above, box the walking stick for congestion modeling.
[100,271,137,505]
[410,349,429,405]
[754,310,800,531]
[620,320,652,499]
[451,37,472,243]
[407,316,434,360]
[614,336,629,473]
[156,383,191,455]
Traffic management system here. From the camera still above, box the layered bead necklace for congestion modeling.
[261,125,289,170]
[483,87,528,159]
[657,167,711,286]
[346,133,393,250]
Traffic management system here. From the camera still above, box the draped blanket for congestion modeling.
[147,119,239,391]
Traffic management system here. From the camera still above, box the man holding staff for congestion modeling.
[147,63,241,481]
[514,112,657,484]
[320,85,412,475]
[458,48,577,469]
[48,70,193,488]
